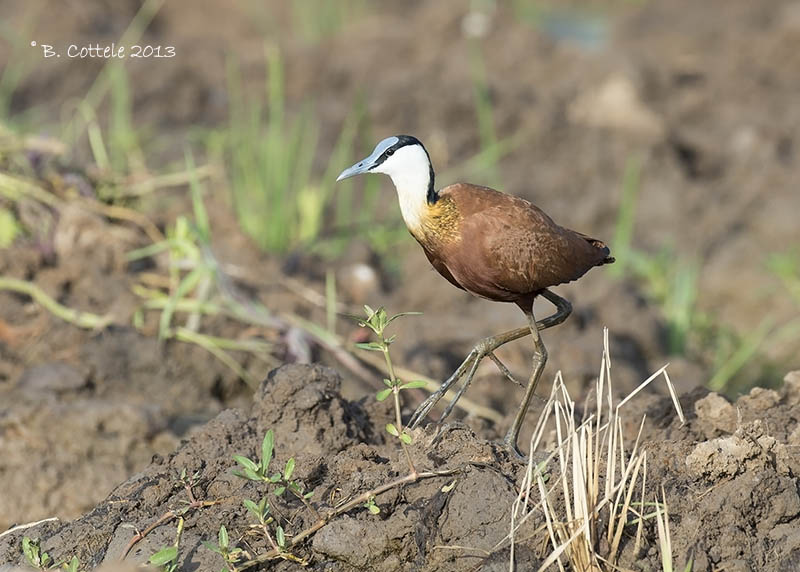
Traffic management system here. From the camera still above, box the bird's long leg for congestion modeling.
[408,289,572,430]
[503,289,572,457]
[502,308,547,458]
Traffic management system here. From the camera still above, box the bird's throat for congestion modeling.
[391,167,435,235]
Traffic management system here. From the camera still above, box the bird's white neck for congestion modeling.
[390,169,432,234]
[373,144,434,234]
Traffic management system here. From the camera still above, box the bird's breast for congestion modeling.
[413,196,462,247]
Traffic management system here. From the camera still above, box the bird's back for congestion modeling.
[419,183,613,303]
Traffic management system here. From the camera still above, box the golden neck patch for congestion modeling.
[414,195,461,246]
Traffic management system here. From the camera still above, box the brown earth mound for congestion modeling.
[2,364,798,571]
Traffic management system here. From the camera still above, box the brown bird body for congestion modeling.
[411,183,613,311]
[336,135,613,457]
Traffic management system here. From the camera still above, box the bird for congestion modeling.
[336,135,614,456]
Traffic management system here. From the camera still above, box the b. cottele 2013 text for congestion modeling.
[35,43,176,59]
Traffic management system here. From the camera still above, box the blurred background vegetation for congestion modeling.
[1,0,798,402]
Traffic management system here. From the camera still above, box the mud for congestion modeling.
[1,365,799,571]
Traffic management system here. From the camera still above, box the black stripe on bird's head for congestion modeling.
[336,135,437,204]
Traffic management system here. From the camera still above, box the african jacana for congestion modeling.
[337,135,613,456]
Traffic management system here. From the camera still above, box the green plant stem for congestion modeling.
[0,172,62,207]
[0,277,112,329]
[236,468,458,571]
[382,345,416,475]
[122,164,218,197]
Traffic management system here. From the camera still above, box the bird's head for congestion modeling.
[336,135,436,205]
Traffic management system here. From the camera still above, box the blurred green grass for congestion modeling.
[611,156,800,393]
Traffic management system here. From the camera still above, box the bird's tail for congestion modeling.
[582,235,615,266]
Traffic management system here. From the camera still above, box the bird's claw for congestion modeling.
[502,433,527,462]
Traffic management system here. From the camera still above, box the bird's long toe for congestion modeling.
[409,392,442,428]
[502,435,527,462]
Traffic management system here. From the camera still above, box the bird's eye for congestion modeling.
[386,148,394,156]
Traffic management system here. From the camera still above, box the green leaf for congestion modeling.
[304,491,314,499]
[355,341,384,352]
[376,388,392,401]
[158,265,204,340]
[274,485,286,496]
[232,467,262,481]
[243,499,260,516]
[368,503,380,514]
[269,472,282,483]
[22,537,36,565]
[441,480,456,493]
[64,555,80,572]
[276,526,286,548]
[218,525,229,549]
[41,552,51,567]
[202,541,222,554]
[22,536,32,554]
[185,148,210,242]
[386,423,399,436]
[385,334,396,345]
[383,378,393,387]
[149,546,178,566]
[284,458,295,480]
[374,308,387,330]
[0,208,20,248]
[363,304,375,317]
[386,311,422,326]
[400,432,412,445]
[261,430,274,468]
[399,380,428,390]
[233,455,260,473]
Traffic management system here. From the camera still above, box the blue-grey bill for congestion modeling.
[335,136,399,182]
[336,162,369,181]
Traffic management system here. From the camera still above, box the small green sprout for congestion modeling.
[202,525,243,569]
[148,546,179,572]
[354,306,421,469]
[364,496,380,515]
[233,431,314,501]
[22,537,52,569]
[21,537,84,572]
[233,430,276,482]
[243,496,271,525]
[178,467,201,489]
[242,496,307,563]
[148,516,185,572]
[61,556,81,572]
[275,526,286,550]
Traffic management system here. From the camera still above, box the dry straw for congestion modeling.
[502,328,684,571]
